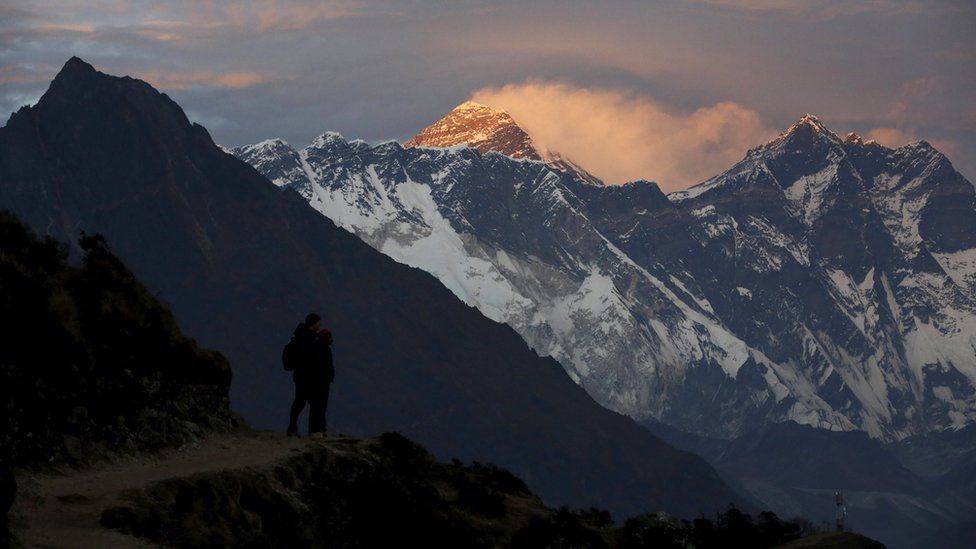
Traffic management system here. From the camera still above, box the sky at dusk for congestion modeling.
[2,0,974,190]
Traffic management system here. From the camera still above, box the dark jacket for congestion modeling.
[292,322,334,384]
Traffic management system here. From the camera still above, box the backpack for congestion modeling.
[282,337,300,371]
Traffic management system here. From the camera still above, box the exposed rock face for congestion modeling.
[659,117,976,440]
[0,58,744,518]
[405,101,541,159]
[237,114,976,442]
[230,137,309,188]
[403,101,604,184]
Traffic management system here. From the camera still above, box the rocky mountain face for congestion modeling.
[237,113,976,443]
[0,57,745,519]
[405,101,540,159]
[402,101,603,184]
[659,116,976,440]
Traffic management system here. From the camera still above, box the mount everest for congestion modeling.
[404,101,603,185]
[233,104,976,442]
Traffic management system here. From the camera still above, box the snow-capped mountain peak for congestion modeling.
[405,101,604,185]
[764,113,846,152]
[784,113,835,137]
[309,131,347,148]
[236,113,976,443]
[405,101,538,159]
[454,100,496,113]
[844,132,866,146]
[237,137,293,155]
[230,138,304,188]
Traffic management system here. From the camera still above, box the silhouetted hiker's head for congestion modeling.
[305,313,321,330]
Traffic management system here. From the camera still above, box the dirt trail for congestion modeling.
[9,431,341,548]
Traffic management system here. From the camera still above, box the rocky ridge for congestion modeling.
[236,113,976,442]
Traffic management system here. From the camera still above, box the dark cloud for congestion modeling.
[2,0,974,186]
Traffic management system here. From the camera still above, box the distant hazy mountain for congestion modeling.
[644,419,976,549]
[237,113,976,442]
[0,57,745,519]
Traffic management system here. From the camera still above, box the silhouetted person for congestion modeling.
[285,313,335,438]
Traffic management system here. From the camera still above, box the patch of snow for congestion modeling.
[869,173,929,258]
[669,274,715,314]
[784,163,839,225]
[932,248,976,292]
[380,179,536,323]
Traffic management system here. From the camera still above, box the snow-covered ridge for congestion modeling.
[235,115,976,441]
[230,138,305,188]
[669,116,953,205]
[454,100,499,113]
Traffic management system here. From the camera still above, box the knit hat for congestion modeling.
[305,313,321,326]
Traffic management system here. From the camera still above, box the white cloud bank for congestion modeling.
[471,82,777,191]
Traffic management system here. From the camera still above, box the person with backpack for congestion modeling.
[283,313,335,438]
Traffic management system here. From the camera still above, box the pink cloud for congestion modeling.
[865,127,917,146]
[183,1,360,33]
[470,82,777,191]
[866,126,958,158]
[139,70,270,90]
[967,110,976,130]
[33,23,96,33]
[692,0,951,18]
[0,64,58,86]
[13,1,361,45]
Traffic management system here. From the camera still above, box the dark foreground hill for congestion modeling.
[0,212,237,469]
[98,433,815,549]
[0,57,742,518]
[778,531,885,549]
[0,211,238,547]
[0,212,856,548]
[10,428,827,549]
